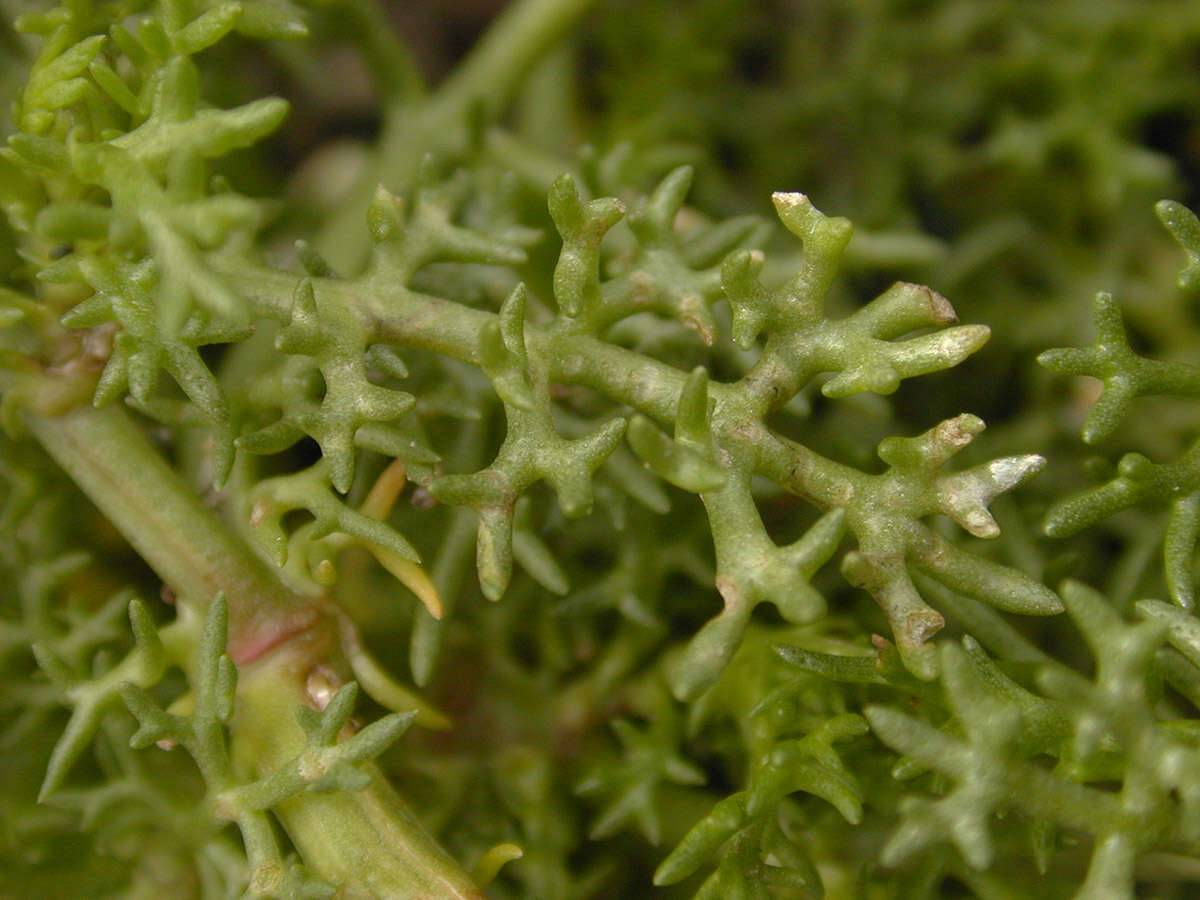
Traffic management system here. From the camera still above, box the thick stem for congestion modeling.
[25,403,302,641]
[232,635,484,899]
[27,401,483,896]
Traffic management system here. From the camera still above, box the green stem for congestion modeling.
[315,0,602,272]
[431,0,598,121]
[27,400,483,896]
[340,0,428,102]
[233,638,484,899]
[25,403,302,641]
[222,263,864,507]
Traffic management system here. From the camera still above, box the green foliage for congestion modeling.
[6,1,1200,898]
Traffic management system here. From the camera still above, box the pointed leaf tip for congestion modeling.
[367,184,404,244]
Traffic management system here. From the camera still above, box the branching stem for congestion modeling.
[315,0,603,272]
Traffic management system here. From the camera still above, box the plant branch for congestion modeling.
[315,0,603,273]
[24,401,308,652]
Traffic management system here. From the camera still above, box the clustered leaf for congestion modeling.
[246,459,421,588]
[62,254,244,479]
[430,283,627,600]
[576,711,705,846]
[9,2,1200,898]
[866,582,1200,898]
[241,278,416,494]
[37,594,186,801]
[654,627,869,897]
[1042,202,1200,609]
[117,596,413,899]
